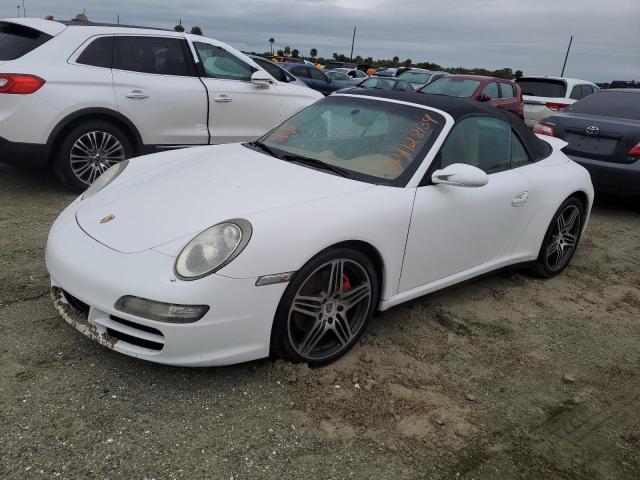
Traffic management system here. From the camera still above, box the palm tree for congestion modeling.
[310,48,318,59]
[284,46,291,56]
[269,38,275,55]
[190,26,203,35]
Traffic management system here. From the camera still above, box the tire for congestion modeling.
[53,120,133,192]
[271,248,379,366]
[532,196,585,278]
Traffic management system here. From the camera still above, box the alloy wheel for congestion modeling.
[70,131,126,185]
[287,258,372,361]
[546,204,581,270]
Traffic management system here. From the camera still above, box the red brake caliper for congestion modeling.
[342,274,352,291]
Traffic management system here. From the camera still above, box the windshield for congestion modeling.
[420,77,481,97]
[256,97,444,186]
[327,71,349,81]
[398,71,431,84]
[516,78,567,97]
[358,77,412,91]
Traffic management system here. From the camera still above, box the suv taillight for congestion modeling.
[533,123,555,136]
[628,142,640,157]
[0,74,46,94]
[545,102,570,111]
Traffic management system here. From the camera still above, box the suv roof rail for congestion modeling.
[59,20,174,32]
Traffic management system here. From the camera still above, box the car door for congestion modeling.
[497,82,520,116]
[399,116,531,292]
[111,35,209,146]
[192,40,282,144]
[308,67,333,95]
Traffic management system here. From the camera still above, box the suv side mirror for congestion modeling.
[479,93,491,102]
[251,70,272,88]
[432,163,489,187]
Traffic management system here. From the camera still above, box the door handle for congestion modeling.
[125,89,149,99]
[214,95,232,103]
[512,191,529,207]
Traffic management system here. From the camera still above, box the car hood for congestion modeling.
[76,144,373,254]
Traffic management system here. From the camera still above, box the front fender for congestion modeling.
[218,186,415,301]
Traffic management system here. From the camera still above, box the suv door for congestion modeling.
[399,116,530,291]
[192,40,282,144]
[111,35,208,146]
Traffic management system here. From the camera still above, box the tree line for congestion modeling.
[265,43,522,79]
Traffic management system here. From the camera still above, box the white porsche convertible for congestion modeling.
[46,91,593,366]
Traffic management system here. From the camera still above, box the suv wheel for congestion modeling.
[54,120,133,191]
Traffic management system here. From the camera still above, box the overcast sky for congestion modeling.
[3,0,639,82]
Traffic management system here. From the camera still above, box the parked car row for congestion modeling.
[2,17,634,200]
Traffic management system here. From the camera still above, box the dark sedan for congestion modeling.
[334,76,414,94]
[279,63,352,95]
[534,89,640,195]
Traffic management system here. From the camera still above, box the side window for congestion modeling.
[510,132,530,168]
[500,82,515,98]
[309,68,326,81]
[253,57,286,82]
[193,42,255,81]
[581,85,594,97]
[483,82,499,99]
[114,36,192,76]
[77,36,113,68]
[356,70,366,78]
[439,117,512,174]
[291,66,308,78]
[570,85,583,100]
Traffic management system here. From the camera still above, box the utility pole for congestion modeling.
[117,14,120,24]
[22,0,25,17]
[560,35,573,77]
[350,26,356,62]
[16,5,20,17]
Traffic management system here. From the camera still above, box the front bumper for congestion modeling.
[0,136,50,168]
[568,154,640,196]
[45,202,287,366]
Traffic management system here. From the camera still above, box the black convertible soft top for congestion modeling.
[341,89,552,161]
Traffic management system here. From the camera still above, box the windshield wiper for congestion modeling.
[246,141,279,157]
[280,153,353,178]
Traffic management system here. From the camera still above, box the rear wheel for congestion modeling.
[533,197,585,278]
[53,120,133,191]
[271,248,378,366]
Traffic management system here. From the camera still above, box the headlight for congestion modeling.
[175,219,252,280]
[82,160,128,200]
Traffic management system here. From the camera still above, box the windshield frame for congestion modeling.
[249,94,449,187]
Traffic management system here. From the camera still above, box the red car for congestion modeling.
[419,75,524,118]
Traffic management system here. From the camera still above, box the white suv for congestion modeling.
[515,76,599,128]
[0,18,322,190]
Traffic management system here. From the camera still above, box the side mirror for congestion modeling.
[431,163,489,188]
[251,70,272,88]
[479,93,491,102]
